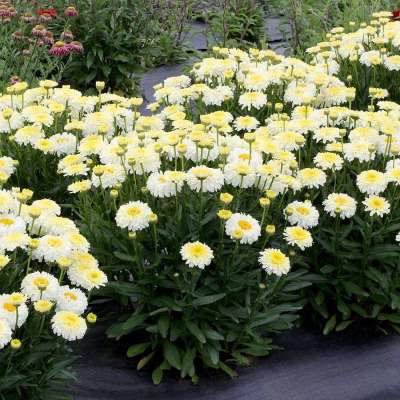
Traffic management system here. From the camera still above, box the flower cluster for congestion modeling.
[305,11,400,104]
[0,1,82,89]
[1,10,400,383]
[0,160,106,350]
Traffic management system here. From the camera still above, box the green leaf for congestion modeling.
[113,251,134,262]
[379,313,400,323]
[320,264,335,274]
[185,321,206,343]
[163,342,181,370]
[203,328,224,341]
[137,351,155,370]
[204,344,219,365]
[218,361,238,378]
[323,314,336,335]
[232,351,250,366]
[391,294,400,310]
[315,290,324,305]
[122,313,147,331]
[181,348,196,378]
[192,293,226,306]
[337,299,351,319]
[158,315,170,339]
[152,367,163,385]
[283,281,312,291]
[335,320,353,332]
[342,281,368,297]
[127,342,150,358]
[249,313,280,328]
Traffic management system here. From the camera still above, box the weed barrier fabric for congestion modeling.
[71,326,400,400]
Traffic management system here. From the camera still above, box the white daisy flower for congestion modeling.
[56,286,88,315]
[186,166,224,193]
[363,195,390,217]
[0,318,12,349]
[0,294,29,329]
[297,168,327,189]
[356,170,388,195]
[286,200,319,229]
[51,311,87,341]
[259,248,290,276]
[283,226,313,250]
[115,201,153,232]
[225,213,261,244]
[33,235,72,263]
[180,241,214,269]
[21,271,60,301]
[323,193,357,219]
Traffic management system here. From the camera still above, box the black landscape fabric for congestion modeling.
[71,326,400,400]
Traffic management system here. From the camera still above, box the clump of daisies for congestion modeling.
[3,21,400,381]
[0,185,105,397]
[305,11,400,105]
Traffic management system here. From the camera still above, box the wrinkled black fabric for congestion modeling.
[71,326,400,400]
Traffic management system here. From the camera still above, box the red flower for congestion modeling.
[36,8,57,17]
[392,10,400,20]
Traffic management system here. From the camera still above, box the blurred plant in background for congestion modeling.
[0,0,82,92]
[59,0,192,96]
[198,0,266,48]
[268,0,400,55]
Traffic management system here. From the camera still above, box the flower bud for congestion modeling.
[220,192,233,205]
[96,81,105,92]
[86,312,97,324]
[259,197,270,208]
[217,209,232,220]
[265,225,275,235]
[265,189,277,200]
[11,339,21,350]
[149,213,158,223]
[34,299,53,313]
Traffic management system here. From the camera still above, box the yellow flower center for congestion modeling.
[238,220,252,230]
[238,153,251,161]
[189,244,207,257]
[296,206,310,216]
[0,217,14,226]
[370,198,384,208]
[364,171,380,183]
[3,303,16,312]
[334,196,349,207]
[127,207,141,217]
[290,227,308,240]
[47,237,63,248]
[33,277,49,288]
[270,252,285,265]
[64,292,78,301]
[63,314,79,327]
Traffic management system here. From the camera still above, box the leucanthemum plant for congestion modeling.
[2,19,400,383]
[0,161,106,399]
[305,11,400,107]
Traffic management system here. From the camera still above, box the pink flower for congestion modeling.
[9,75,21,85]
[32,24,46,37]
[42,31,54,45]
[64,6,78,17]
[60,30,74,41]
[21,13,36,23]
[49,41,71,57]
[66,41,83,54]
[0,7,16,18]
[11,31,24,41]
